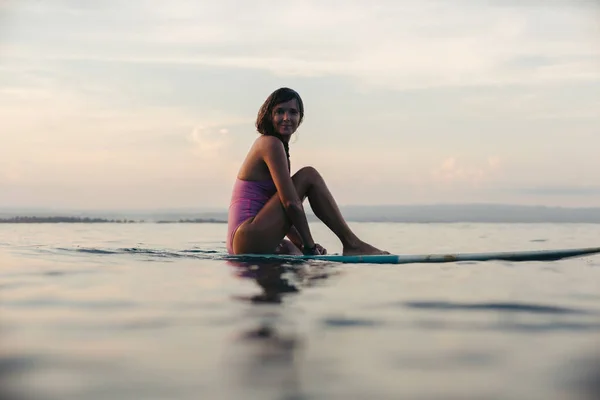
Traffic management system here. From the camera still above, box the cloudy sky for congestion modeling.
[1,0,599,210]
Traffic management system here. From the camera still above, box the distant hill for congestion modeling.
[335,204,600,223]
[1,204,600,223]
[0,216,226,224]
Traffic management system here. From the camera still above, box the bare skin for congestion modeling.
[274,239,303,256]
[231,98,388,256]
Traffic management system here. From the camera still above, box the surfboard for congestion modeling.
[225,246,600,265]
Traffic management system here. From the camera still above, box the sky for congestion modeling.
[1,0,599,210]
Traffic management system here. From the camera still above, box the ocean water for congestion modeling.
[1,222,600,400]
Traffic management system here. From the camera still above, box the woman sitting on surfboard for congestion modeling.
[226,87,388,256]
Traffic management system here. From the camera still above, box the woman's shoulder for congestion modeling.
[255,134,280,144]
[254,134,284,151]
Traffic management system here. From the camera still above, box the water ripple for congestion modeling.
[56,246,220,260]
[410,319,600,333]
[391,350,497,370]
[180,249,220,254]
[3,298,136,310]
[56,247,118,255]
[321,317,383,328]
[403,301,591,315]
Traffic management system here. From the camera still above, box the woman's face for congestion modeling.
[271,98,300,136]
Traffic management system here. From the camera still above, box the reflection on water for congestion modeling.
[230,261,300,303]
[235,323,304,400]
[227,260,337,400]
[226,259,600,400]
[235,262,300,397]
[228,259,339,303]
[2,222,600,399]
[0,357,32,400]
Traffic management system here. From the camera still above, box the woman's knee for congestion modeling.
[294,166,322,184]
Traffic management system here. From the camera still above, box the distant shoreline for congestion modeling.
[0,216,227,224]
[1,215,599,224]
[2,203,600,223]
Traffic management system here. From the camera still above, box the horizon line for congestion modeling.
[2,203,600,212]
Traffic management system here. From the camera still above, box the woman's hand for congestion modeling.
[304,243,327,255]
[314,243,327,255]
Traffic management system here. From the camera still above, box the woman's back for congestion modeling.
[235,136,286,183]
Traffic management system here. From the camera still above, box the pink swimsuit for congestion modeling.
[226,178,277,254]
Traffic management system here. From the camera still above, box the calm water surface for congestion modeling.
[1,222,600,400]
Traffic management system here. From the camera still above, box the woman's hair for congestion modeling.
[256,87,304,136]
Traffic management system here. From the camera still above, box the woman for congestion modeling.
[226,87,388,256]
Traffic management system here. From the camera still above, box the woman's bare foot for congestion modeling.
[342,241,390,256]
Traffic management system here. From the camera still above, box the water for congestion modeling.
[1,222,600,400]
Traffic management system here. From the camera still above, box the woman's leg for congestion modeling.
[233,166,387,255]
[275,239,303,255]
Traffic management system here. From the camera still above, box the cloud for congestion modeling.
[3,0,598,90]
[0,77,246,189]
[1,0,598,209]
[188,125,231,158]
[0,163,21,183]
[432,156,502,184]
[487,157,501,169]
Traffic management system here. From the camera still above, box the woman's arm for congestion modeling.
[261,136,315,250]
[286,226,304,249]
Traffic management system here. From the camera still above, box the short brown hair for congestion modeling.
[256,87,304,136]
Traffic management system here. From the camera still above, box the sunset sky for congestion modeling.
[1,0,599,210]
